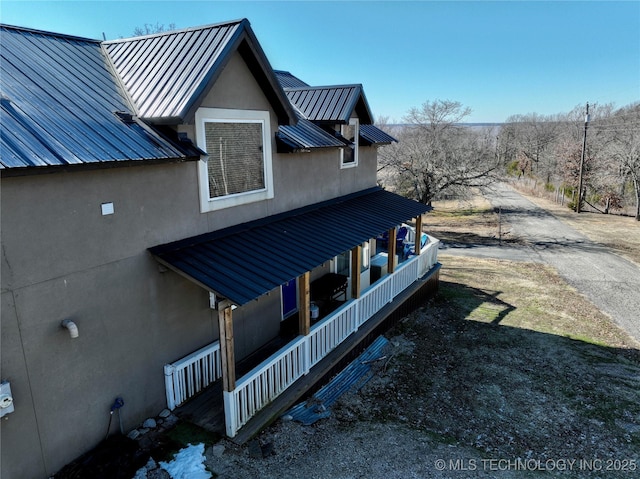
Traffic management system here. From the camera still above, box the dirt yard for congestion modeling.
[202,255,640,478]
[109,187,640,479]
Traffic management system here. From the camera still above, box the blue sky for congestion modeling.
[1,0,638,123]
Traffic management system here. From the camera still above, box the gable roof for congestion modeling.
[104,19,296,125]
[274,73,396,149]
[0,25,195,172]
[284,84,373,124]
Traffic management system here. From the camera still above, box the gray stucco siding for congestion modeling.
[1,252,215,475]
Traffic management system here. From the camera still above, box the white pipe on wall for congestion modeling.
[61,319,79,338]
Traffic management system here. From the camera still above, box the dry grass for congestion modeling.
[439,255,639,349]
[426,193,520,247]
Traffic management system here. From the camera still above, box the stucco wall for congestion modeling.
[0,47,381,478]
[0,165,217,476]
[185,50,379,230]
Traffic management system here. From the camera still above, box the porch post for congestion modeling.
[415,214,423,255]
[351,245,362,299]
[298,272,311,336]
[217,301,236,392]
[387,227,397,274]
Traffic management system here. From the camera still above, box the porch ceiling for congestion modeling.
[149,187,431,306]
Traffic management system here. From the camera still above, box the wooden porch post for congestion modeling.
[217,301,236,392]
[414,214,423,255]
[387,227,397,274]
[298,272,311,336]
[351,245,362,299]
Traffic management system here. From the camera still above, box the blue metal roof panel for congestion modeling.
[149,187,431,305]
[0,25,192,170]
[277,118,344,150]
[273,70,309,89]
[284,85,361,123]
[104,21,243,120]
[359,124,397,145]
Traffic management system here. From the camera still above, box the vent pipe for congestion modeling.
[61,319,79,339]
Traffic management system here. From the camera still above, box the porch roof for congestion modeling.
[149,187,431,306]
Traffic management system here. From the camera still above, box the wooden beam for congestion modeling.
[414,214,423,256]
[298,272,311,336]
[217,301,236,392]
[351,245,362,299]
[387,227,397,274]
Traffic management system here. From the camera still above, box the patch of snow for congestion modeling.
[159,443,211,479]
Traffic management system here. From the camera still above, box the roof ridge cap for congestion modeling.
[0,24,100,43]
[285,83,362,91]
[103,18,247,44]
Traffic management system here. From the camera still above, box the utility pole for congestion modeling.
[575,102,590,213]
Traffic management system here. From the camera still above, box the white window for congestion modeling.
[340,118,359,168]
[196,108,273,212]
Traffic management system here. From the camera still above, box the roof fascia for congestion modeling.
[178,22,248,124]
[102,19,245,44]
[1,23,100,43]
[181,20,297,126]
[237,25,297,125]
[353,88,374,124]
[0,155,199,178]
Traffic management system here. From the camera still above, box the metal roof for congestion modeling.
[274,70,309,88]
[104,20,296,125]
[0,25,194,171]
[284,85,373,124]
[149,187,431,306]
[359,124,397,145]
[277,117,345,151]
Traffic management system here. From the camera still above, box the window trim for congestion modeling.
[195,108,274,212]
[340,118,359,169]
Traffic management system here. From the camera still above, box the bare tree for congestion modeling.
[606,103,640,220]
[379,100,500,205]
[133,22,177,36]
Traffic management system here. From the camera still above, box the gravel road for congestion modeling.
[441,183,640,344]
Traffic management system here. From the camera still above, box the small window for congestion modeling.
[196,108,273,212]
[340,118,359,168]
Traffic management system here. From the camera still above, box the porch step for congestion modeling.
[230,264,440,444]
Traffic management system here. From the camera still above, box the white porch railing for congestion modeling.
[223,235,439,437]
[309,300,359,368]
[224,335,308,437]
[164,341,222,410]
[163,238,440,432]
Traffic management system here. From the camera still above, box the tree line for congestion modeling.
[378,100,640,220]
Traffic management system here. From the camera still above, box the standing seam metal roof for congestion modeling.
[284,85,363,123]
[0,25,192,170]
[359,124,397,145]
[104,22,243,121]
[274,73,394,148]
[149,187,431,305]
[103,19,297,125]
[273,70,310,89]
[277,117,345,150]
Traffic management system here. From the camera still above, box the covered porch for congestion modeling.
[150,187,439,438]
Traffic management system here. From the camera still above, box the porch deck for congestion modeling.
[174,263,440,443]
